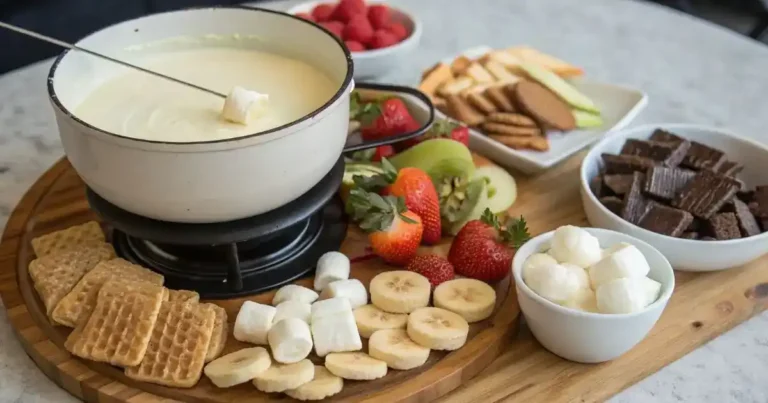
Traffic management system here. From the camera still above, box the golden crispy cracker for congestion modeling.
[482,122,541,137]
[486,112,538,127]
[204,303,228,363]
[488,134,550,151]
[484,86,516,112]
[31,221,105,257]
[167,289,200,304]
[466,93,498,115]
[445,94,485,127]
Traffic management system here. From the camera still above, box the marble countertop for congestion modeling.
[1,0,768,401]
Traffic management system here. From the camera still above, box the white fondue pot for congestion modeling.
[48,6,433,223]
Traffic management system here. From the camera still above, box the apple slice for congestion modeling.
[520,62,600,114]
[573,110,604,129]
[473,165,517,214]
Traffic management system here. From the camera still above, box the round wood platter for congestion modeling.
[0,156,521,403]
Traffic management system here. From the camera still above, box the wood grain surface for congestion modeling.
[1,154,767,403]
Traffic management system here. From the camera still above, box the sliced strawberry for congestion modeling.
[369,29,399,49]
[367,4,391,30]
[386,22,408,41]
[320,21,345,39]
[371,145,395,161]
[343,15,374,44]
[345,40,366,52]
[428,119,470,147]
[311,4,336,21]
[406,255,455,287]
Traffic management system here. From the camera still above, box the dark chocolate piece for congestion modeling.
[637,202,694,237]
[644,166,696,200]
[680,141,726,171]
[706,212,742,240]
[590,175,606,197]
[603,174,634,196]
[716,160,744,177]
[737,189,755,204]
[600,196,624,216]
[602,154,657,175]
[761,218,768,232]
[620,172,651,225]
[752,186,768,218]
[733,198,761,237]
[620,139,690,167]
[700,236,717,241]
[681,232,699,239]
[672,171,740,219]
[686,218,703,232]
[649,128,684,144]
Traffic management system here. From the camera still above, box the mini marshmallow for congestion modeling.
[638,276,662,307]
[562,287,598,313]
[522,253,558,286]
[311,297,353,320]
[221,86,269,124]
[601,242,632,259]
[595,278,646,314]
[314,252,351,291]
[233,301,277,345]
[272,284,319,305]
[525,263,582,304]
[588,243,650,289]
[273,300,312,324]
[319,278,368,309]
[561,263,591,291]
[549,225,602,268]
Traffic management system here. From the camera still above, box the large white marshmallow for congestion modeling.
[549,225,602,268]
[638,276,662,308]
[595,278,646,314]
[601,242,632,259]
[562,287,598,313]
[525,263,582,304]
[522,253,558,286]
[588,243,650,289]
[220,86,269,124]
[314,252,350,291]
[561,263,591,291]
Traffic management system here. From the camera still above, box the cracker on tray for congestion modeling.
[204,303,229,363]
[31,221,105,257]
[167,289,200,304]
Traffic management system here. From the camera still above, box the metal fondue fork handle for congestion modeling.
[0,20,227,100]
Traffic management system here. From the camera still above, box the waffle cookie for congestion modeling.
[52,258,164,327]
[31,221,105,257]
[28,243,115,318]
[167,289,200,304]
[205,303,229,363]
[125,301,217,388]
[66,279,165,367]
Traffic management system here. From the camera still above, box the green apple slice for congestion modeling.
[520,62,601,114]
[573,110,604,129]
[473,165,517,214]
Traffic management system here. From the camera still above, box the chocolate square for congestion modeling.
[680,141,726,171]
[752,186,768,218]
[732,198,761,237]
[621,172,651,225]
[672,171,740,219]
[700,236,717,241]
[716,160,743,177]
[737,189,755,204]
[706,213,742,240]
[600,196,624,216]
[620,139,690,167]
[649,129,684,144]
[602,154,657,175]
[681,232,699,239]
[686,218,704,232]
[638,202,694,237]
[603,174,634,196]
[761,218,768,232]
[644,166,696,200]
[590,175,607,197]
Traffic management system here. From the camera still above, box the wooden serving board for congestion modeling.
[2,153,768,403]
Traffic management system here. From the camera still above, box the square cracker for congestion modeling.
[52,258,164,328]
[167,289,200,304]
[28,243,115,318]
[125,301,216,388]
[66,279,165,367]
[204,303,228,363]
[31,221,105,257]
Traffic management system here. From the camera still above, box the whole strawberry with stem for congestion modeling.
[406,254,455,287]
[353,159,442,245]
[448,209,531,282]
[358,97,418,140]
[346,188,423,266]
[398,118,469,151]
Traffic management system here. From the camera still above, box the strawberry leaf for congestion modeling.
[429,119,459,138]
[349,91,363,119]
[344,189,412,233]
[480,208,502,230]
[352,173,390,192]
[349,149,376,162]
[358,102,381,127]
[502,216,531,248]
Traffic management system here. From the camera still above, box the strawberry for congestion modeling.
[354,159,441,245]
[343,15,374,44]
[371,145,395,161]
[367,4,391,30]
[295,12,315,21]
[358,97,417,140]
[369,29,399,49]
[428,119,470,147]
[448,209,531,282]
[386,22,408,41]
[311,4,336,21]
[320,21,345,39]
[406,255,455,287]
[333,0,367,23]
[345,40,366,52]
[346,189,423,266]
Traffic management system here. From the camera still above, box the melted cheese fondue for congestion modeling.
[74,47,338,142]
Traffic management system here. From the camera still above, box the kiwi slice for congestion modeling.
[438,178,492,235]
[473,165,518,214]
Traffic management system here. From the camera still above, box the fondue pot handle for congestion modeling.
[343,82,435,152]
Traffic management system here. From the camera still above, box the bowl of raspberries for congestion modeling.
[289,0,422,79]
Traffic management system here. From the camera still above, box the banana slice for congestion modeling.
[320,278,368,309]
[285,366,344,401]
[369,271,431,313]
[273,284,319,305]
[268,318,313,364]
[253,359,315,393]
[325,352,388,380]
[407,307,469,351]
[203,347,271,388]
[353,304,408,338]
[368,328,430,370]
[433,278,497,323]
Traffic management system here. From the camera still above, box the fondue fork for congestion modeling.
[0,21,227,99]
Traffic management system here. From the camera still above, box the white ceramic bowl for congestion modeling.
[287,0,422,79]
[580,123,768,271]
[512,228,674,363]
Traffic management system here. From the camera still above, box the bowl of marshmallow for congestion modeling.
[511,225,674,363]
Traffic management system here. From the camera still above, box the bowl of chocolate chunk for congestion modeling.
[580,124,768,271]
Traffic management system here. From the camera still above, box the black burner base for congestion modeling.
[112,198,347,299]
